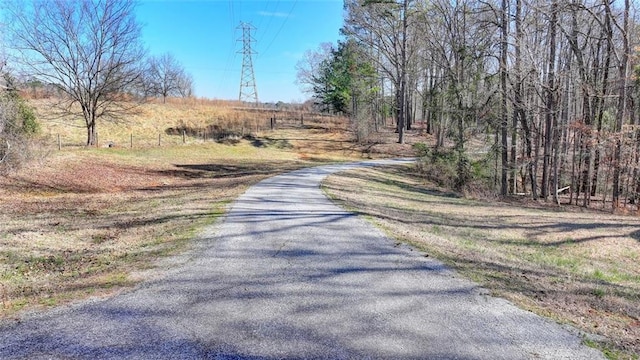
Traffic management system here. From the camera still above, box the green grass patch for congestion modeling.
[584,337,640,360]
[102,273,131,288]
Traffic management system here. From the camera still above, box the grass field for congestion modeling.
[0,98,415,319]
[323,165,640,359]
[33,98,349,149]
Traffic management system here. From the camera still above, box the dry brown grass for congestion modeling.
[323,165,640,359]
[1,97,418,320]
[34,98,269,147]
[32,97,352,148]
[0,143,313,317]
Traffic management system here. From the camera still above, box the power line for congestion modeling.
[260,0,297,58]
[255,0,273,39]
[237,22,258,103]
[217,1,238,97]
[215,41,238,96]
[257,0,280,44]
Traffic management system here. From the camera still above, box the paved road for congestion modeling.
[0,160,603,359]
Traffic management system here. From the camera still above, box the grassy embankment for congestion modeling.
[323,166,640,359]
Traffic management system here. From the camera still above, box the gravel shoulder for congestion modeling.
[0,160,604,359]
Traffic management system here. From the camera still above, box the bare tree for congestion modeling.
[343,0,418,144]
[176,72,194,98]
[500,0,509,196]
[295,43,334,95]
[541,0,558,201]
[609,0,631,208]
[4,0,145,146]
[146,52,193,103]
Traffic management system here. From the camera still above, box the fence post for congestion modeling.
[182,130,186,144]
[158,133,161,146]
[58,134,61,150]
[130,133,133,148]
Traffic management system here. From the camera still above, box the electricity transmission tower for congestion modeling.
[237,22,258,103]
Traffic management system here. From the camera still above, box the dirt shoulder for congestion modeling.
[323,165,640,359]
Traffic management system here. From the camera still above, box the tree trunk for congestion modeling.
[87,121,97,146]
[542,1,558,201]
[591,14,612,197]
[610,0,630,208]
[500,0,509,196]
[397,0,409,144]
[514,0,537,199]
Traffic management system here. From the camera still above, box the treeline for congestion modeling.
[299,0,639,208]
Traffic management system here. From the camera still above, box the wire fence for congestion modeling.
[53,112,349,149]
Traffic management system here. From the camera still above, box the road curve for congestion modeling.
[0,159,603,359]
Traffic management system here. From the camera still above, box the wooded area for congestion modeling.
[300,0,639,209]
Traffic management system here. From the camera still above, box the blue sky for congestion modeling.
[136,0,345,103]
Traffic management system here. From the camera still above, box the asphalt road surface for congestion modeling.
[0,159,604,359]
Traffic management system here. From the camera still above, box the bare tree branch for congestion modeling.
[145,52,194,103]
[4,0,146,145]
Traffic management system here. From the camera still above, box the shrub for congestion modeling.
[413,142,495,196]
[0,90,40,173]
[412,142,430,158]
[413,143,459,187]
[17,99,39,136]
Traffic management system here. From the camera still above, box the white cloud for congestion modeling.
[258,11,291,18]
